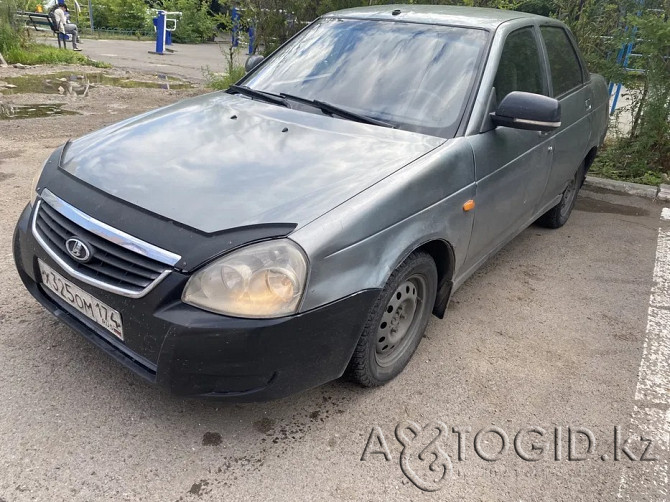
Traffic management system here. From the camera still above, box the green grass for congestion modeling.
[0,21,21,52]
[590,139,666,186]
[4,43,110,67]
[1,18,109,67]
[205,65,246,90]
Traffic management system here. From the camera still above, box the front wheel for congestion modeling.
[346,251,437,387]
[536,163,584,229]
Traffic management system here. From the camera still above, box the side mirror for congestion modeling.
[491,91,561,132]
[245,55,264,73]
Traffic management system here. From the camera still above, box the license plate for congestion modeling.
[38,259,124,340]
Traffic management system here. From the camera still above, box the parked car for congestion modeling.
[13,5,609,399]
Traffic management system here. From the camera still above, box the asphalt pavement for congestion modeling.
[37,35,246,82]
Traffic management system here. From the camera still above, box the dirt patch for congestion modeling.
[0,150,24,161]
[0,64,206,144]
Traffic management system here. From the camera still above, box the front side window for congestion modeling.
[540,26,584,97]
[242,19,489,138]
[494,27,546,104]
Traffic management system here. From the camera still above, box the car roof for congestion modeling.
[323,5,547,30]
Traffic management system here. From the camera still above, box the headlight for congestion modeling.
[182,239,308,318]
[30,159,46,206]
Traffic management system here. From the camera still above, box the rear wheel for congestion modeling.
[346,251,437,387]
[536,162,584,229]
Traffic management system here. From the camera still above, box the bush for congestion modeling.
[92,0,153,32]
[156,0,218,42]
[590,139,665,185]
[0,19,23,54]
[591,9,670,184]
[205,64,245,89]
[205,45,246,89]
[89,0,219,40]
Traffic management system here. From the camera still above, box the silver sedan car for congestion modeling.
[13,5,609,399]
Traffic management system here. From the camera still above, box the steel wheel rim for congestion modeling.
[375,275,426,367]
[560,177,577,218]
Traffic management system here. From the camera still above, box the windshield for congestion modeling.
[241,18,489,138]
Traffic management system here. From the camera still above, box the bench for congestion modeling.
[17,10,73,49]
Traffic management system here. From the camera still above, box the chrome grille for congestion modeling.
[32,190,181,298]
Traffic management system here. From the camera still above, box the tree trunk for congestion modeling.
[631,78,649,139]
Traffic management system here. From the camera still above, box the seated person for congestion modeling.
[53,2,81,50]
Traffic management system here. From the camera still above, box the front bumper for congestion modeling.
[13,203,379,400]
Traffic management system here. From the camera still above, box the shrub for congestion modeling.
[205,45,246,89]
[591,9,670,184]
[92,0,153,32]
[0,20,23,54]
[157,0,218,42]
[205,64,245,89]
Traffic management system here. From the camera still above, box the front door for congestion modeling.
[464,26,554,269]
[538,25,592,201]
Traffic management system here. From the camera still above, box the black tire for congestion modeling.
[536,162,584,229]
[346,251,437,387]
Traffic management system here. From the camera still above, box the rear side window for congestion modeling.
[540,26,583,97]
[494,27,545,104]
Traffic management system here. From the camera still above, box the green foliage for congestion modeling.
[19,0,42,13]
[236,0,303,54]
[552,0,632,80]
[205,63,245,88]
[462,0,520,9]
[0,19,23,54]
[205,44,246,89]
[156,0,219,42]
[4,43,111,65]
[591,9,670,185]
[311,0,365,16]
[591,138,665,185]
[90,0,220,41]
[0,0,109,66]
[515,0,554,16]
[92,0,153,32]
[630,13,670,136]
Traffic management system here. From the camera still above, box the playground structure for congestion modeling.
[607,1,666,115]
[608,26,641,115]
[231,6,256,55]
[149,10,182,55]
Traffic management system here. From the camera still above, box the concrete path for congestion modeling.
[38,35,249,82]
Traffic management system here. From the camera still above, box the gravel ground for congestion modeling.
[0,64,668,501]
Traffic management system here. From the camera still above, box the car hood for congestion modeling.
[60,92,444,233]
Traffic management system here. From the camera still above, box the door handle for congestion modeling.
[585,98,592,111]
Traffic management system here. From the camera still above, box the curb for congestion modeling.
[584,176,670,201]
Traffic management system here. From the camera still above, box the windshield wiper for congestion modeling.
[279,93,396,129]
[227,85,290,108]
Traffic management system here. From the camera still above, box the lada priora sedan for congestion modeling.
[14,5,609,399]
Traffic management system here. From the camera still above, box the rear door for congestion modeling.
[538,25,592,201]
[464,26,553,268]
